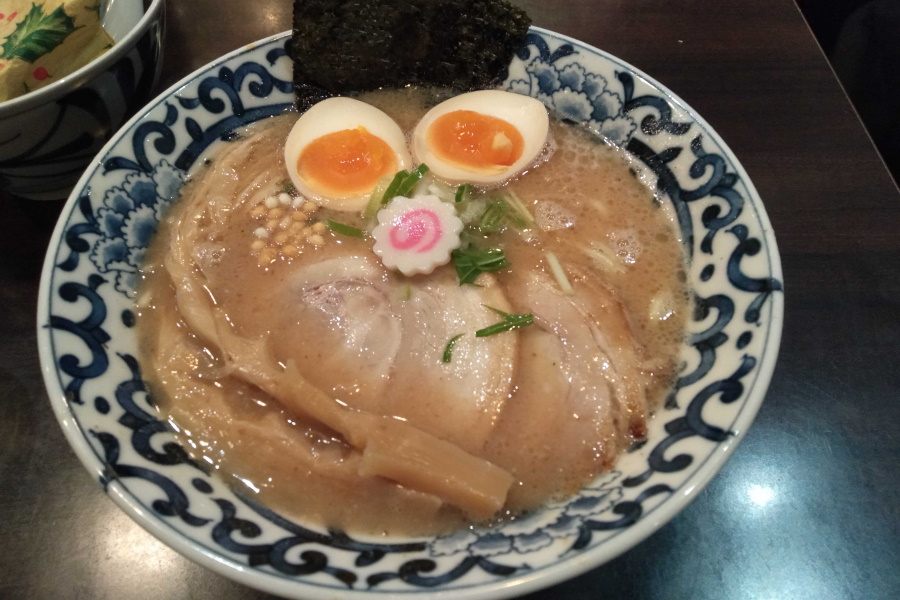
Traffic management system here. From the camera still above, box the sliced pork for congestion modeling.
[487,271,649,510]
[271,254,517,454]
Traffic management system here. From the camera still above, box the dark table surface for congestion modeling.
[2,0,899,598]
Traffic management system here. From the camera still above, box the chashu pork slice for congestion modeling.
[270,254,517,455]
[488,271,649,509]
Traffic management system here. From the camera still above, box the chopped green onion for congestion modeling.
[362,174,394,218]
[395,164,430,198]
[476,306,534,337]
[478,199,509,233]
[442,334,464,362]
[380,170,409,206]
[545,251,574,295]
[504,207,529,230]
[474,196,530,232]
[451,246,509,285]
[327,219,367,238]
[454,184,474,203]
[503,189,534,226]
[458,198,487,226]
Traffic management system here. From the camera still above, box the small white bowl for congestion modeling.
[0,0,165,200]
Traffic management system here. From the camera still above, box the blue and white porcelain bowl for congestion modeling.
[37,29,784,599]
[0,0,164,200]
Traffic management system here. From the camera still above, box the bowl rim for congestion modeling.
[37,27,784,600]
[0,0,165,119]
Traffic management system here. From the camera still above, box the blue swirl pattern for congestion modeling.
[41,31,783,594]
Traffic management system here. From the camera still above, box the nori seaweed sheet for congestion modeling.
[291,0,531,110]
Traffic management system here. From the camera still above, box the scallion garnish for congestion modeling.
[503,189,534,226]
[454,184,473,203]
[451,246,509,285]
[458,198,487,226]
[442,333,464,362]
[380,170,409,206]
[395,164,430,198]
[545,251,574,295]
[478,199,509,232]
[362,165,433,219]
[327,219,367,238]
[476,305,534,337]
[362,174,394,218]
[504,208,529,230]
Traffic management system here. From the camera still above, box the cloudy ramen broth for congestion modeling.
[136,88,689,536]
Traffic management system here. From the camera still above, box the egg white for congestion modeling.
[284,97,412,211]
[411,90,550,185]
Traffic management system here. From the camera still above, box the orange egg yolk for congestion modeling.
[427,110,525,173]
[298,127,397,198]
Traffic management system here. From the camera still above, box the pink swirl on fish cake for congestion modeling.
[389,209,443,253]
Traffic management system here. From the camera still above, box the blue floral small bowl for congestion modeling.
[0,0,165,201]
[37,29,784,599]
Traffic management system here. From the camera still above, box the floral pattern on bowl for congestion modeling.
[38,29,783,599]
[509,34,636,144]
[89,160,182,295]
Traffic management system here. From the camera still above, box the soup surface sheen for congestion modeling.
[136,88,689,536]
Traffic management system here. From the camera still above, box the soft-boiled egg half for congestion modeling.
[412,90,550,185]
[284,97,412,211]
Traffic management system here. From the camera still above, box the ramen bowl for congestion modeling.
[37,29,783,599]
[0,0,165,200]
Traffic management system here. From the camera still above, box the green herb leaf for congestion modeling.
[442,334,464,362]
[327,219,367,238]
[0,4,77,63]
[475,306,534,337]
[395,164,429,198]
[451,246,509,285]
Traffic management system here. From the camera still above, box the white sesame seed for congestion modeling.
[264,195,278,208]
[279,216,292,230]
[291,196,303,208]
[254,227,269,239]
[278,192,292,205]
